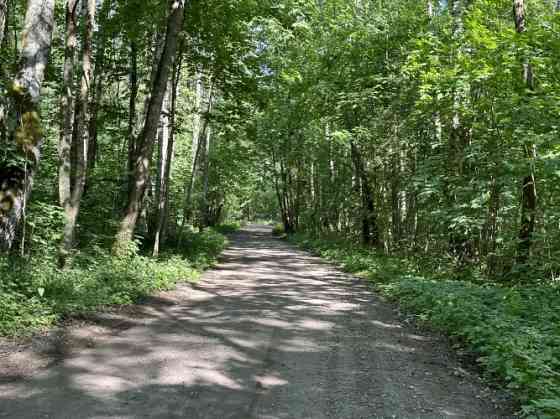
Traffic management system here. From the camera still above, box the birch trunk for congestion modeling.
[59,0,96,266]
[0,0,55,251]
[0,0,7,134]
[58,0,79,208]
[0,0,6,48]
[153,79,172,256]
[182,75,213,229]
[153,56,181,255]
[199,124,211,231]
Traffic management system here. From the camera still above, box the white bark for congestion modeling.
[59,0,96,265]
[0,0,7,48]
[0,0,55,251]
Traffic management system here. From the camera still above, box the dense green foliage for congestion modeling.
[254,0,560,279]
[0,228,230,336]
[1,0,560,416]
[0,0,252,334]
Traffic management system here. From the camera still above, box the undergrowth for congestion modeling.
[0,226,234,338]
[290,232,560,419]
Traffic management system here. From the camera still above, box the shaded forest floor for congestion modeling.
[0,225,515,418]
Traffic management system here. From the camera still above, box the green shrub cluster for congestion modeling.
[165,227,230,269]
[272,223,285,237]
[291,233,560,419]
[211,222,242,235]
[0,228,232,337]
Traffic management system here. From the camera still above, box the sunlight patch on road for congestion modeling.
[297,318,333,331]
[255,374,289,388]
[370,320,402,329]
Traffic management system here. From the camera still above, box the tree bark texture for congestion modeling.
[0,0,55,251]
[153,77,173,257]
[114,0,185,252]
[58,0,79,208]
[87,0,113,179]
[350,141,380,247]
[0,0,6,50]
[127,41,139,196]
[59,0,96,266]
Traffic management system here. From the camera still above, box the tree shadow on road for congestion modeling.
[0,226,516,419]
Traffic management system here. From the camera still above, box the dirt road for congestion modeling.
[0,225,514,418]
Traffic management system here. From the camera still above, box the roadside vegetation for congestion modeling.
[0,226,235,337]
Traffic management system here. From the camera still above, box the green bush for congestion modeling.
[211,222,241,235]
[272,223,285,236]
[0,229,229,337]
[290,233,560,419]
[166,228,229,269]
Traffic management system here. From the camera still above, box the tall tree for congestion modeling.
[153,77,173,256]
[513,0,537,265]
[0,0,8,136]
[350,140,380,247]
[114,0,185,251]
[181,73,213,230]
[0,0,6,48]
[127,41,139,196]
[58,0,79,242]
[59,0,96,266]
[0,0,56,251]
[87,0,113,178]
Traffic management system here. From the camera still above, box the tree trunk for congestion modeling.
[390,144,404,247]
[114,0,185,252]
[485,174,500,275]
[513,0,537,265]
[127,41,138,196]
[0,0,7,136]
[427,0,434,17]
[154,54,181,251]
[162,66,179,233]
[513,0,526,33]
[0,0,6,48]
[86,0,112,181]
[153,78,173,257]
[0,0,55,251]
[0,0,7,137]
[58,0,79,208]
[181,75,213,230]
[350,141,380,247]
[199,124,211,231]
[59,0,96,266]
[182,129,202,228]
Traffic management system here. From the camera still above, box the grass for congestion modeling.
[0,226,234,338]
[290,232,560,419]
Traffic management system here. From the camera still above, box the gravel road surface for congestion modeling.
[0,225,515,418]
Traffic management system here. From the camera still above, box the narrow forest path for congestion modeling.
[0,225,514,419]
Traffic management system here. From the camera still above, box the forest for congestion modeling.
[1,0,560,417]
